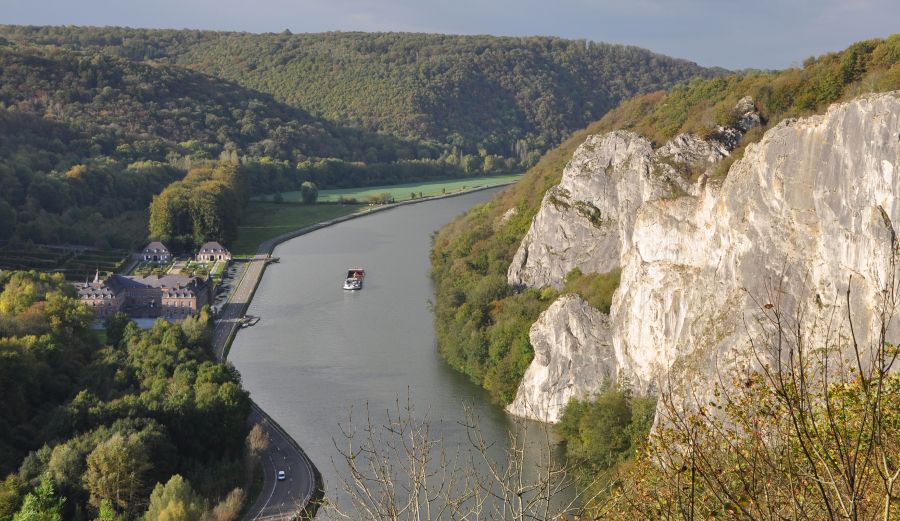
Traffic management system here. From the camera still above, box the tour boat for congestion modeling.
[343,268,365,290]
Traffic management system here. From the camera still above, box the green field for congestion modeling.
[256,174,522,204]
[231,203,364,255]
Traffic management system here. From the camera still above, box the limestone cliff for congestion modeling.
[507,97,759,289]
[505,294,615,423]
[508,92,900,422]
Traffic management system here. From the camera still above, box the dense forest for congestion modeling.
[0,28,713,250]
[0,270,251,520]
[430,34,900,405]
[0,26,716,166]
[0,41,429,248]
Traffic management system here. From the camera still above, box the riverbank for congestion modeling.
[254,173,523,204]
[216,182,514,519]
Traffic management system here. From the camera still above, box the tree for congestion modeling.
[94,500,123,521]
[0,475,27,521]
[12,476,64,521]
[246,424,269,459]
[326,396,603,520]
[142,475,204,521]
[84,433,152,515]
[104,313,132,348]
[204,488,243,521]
[461,154,482,175]
[300,181,318,204]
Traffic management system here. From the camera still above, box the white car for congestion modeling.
[277,470,286,481]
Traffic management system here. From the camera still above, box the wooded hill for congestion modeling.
[0,26,716,169]
[0,40,433,248]
[0,27,715,250]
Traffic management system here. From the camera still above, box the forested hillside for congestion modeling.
[0,271,251,520]
[430,35,900,405]
[0,41,432,248]
[0,26,715,169]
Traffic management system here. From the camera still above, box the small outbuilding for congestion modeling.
[140,242,171,262]
[196,241,232,262]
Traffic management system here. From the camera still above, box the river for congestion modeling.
[229,188,566,516]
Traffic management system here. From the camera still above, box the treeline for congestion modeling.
[430,35,900,405]
[0,271,251,520]
[0,26,715,170]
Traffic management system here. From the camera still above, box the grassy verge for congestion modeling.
[231,202,364,255]
[256,174,523,204]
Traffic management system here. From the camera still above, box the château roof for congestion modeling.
[75,274,209,300]
[142,242,170,254]
[198,241,229,253]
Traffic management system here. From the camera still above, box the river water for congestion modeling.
[229,188,566,515]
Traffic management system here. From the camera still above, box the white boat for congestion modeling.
[343,268,365,290]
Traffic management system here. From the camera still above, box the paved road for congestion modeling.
[212,252,269,359]
[242,404,319,521]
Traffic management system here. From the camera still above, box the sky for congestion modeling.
[2,0,898,69]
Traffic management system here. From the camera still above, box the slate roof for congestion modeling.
[142,242,170,254]
[75,281,119,299]
[75,274,209,300]
[198,241,229,253]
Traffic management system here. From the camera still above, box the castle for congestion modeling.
[75,272,211,320]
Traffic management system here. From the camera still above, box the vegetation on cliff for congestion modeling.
[0,271,251,520]
[430,34,900,404]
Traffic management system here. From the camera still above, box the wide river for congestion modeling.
[229,188,563,514]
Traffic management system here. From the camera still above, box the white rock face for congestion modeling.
[506,294,615,423]
[509,92,900,421]
[508,98,760,290]
[507,131,735,289]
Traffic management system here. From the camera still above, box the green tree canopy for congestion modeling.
[12,476,64,521]
[299,181,318,204]
[143,475,204,521]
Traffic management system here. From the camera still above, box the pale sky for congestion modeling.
[2,0,898,69]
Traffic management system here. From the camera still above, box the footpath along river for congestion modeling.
[229,188,566,516]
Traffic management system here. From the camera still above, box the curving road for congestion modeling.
[211,248,321,520]
[242,404,320,521]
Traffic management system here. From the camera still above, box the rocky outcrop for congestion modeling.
[508,92,900,421]
[506,294,615,423]
[507,98,759,289]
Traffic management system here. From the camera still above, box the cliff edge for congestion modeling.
[508,92,900,421]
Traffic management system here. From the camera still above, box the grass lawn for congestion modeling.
[254,174,522,204]
[231,202,364,255]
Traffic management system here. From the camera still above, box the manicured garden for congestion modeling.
[0,243,130,280]
[132,259,175,276]
[254,174,522,204]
